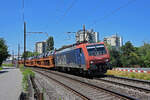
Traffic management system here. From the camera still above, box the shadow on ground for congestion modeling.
[2,67,16,69]
[0,71,8,74]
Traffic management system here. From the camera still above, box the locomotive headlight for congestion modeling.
[90,61,94,64]
[105,59,109,62]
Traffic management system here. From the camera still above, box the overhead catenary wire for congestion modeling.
[43,0,78,41]
[56,0,78,24]
[91,0,137,28]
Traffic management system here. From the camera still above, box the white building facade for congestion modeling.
[76,29,99,43]
[35,42,46,54]
[104,34,123,48]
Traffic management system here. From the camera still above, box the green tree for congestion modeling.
[121,41,135,56]
[22,51,40,58]
[22,51,33,58]
[144,50,150,67]
[137,43,150,67]
[109,48,122,67]
[129,52,140,66]
[138,43,150,56]
[46,36,54,51]
[105,43,122,67]
[107,41,150,68]
[32,52,40,56]
[120,56,130,67]
[120,41,140,67]
[0,38,9,66]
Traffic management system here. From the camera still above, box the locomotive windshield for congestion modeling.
[86,44,106,56]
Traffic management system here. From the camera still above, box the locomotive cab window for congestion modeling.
[86,44,106,56]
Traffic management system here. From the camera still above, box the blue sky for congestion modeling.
[0,0,150,55]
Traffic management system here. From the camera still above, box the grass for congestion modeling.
[2,63,14,67]
[106,70,150,81]
[0,67,3,70]
[20,65,35,92]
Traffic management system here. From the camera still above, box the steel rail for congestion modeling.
[32,69,91,100]
[106,75,150,85]
[36,69,138,100]
[95,78,150,93]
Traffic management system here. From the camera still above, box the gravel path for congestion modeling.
[0,67,22,100]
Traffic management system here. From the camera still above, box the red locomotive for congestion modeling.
[19,42,111,76]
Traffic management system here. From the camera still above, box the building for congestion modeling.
[35,41,46,54]
[104,34,123,48]
[90,31,99,43]
[3,55,22,65]
[76,28,99,43]
[6,55,21,61]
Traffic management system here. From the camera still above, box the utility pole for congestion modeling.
[23,22,48,66]
[24,21,26,66]
[17,44,20,68]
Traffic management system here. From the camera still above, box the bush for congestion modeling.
[20,66,35,91]
[2,64,14,67]
[20,64,25,71]
[0,67,2,70]
[22,68,35,78]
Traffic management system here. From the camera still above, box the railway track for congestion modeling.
[31,68,137,100]
[32,69,90,100]
[94,76,150,93]
[105,75,150,84]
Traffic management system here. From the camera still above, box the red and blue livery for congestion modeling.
[19,42,111,76]
[55,42,111,75]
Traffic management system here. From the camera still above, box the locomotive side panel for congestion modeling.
[55,48,86,69]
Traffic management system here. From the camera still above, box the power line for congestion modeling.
[27,32,49,37]
[64,32,76,41]
[56,0,78,24]
[92,0,137,27]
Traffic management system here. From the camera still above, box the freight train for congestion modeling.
[18,42,112,76]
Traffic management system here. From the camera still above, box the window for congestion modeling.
[86,44,106,56]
